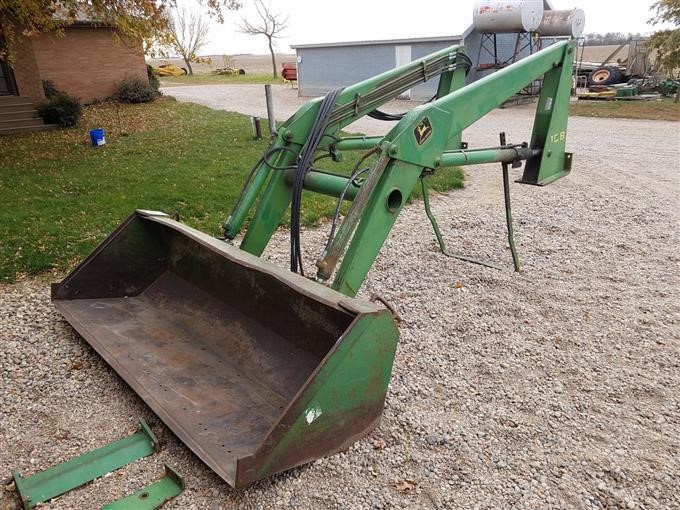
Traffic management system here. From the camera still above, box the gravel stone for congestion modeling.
[1,90,679,509]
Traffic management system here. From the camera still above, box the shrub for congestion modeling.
[146,64,160,92]
[115,76,158,103]
[38,93,82,127]
[42,80,58,99]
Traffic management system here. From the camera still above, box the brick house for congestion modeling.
[0,18,148,133]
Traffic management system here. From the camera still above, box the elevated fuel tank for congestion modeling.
[473,1,544,33]
[537,8,586,38]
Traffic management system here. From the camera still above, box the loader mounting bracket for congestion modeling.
[12,419,158,509]
[101,465,185,510]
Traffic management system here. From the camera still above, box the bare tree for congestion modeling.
[168,8,210,75]
[239,0,288,77]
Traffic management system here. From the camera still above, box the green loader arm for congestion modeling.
[226,40,576,297]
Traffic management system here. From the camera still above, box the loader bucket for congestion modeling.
[52,210,399,488]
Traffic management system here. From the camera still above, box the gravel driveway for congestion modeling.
[1,86,679,510]
[161,84,404,135]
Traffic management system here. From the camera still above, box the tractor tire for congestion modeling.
[587,66,623,86]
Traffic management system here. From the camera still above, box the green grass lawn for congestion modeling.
[160,73,283,86]
[0,97,462,283]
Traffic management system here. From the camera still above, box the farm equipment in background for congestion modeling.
[151,64,187,77]
[52,40,576,488]
[212,67,246,76]
[575,37,674,101]
[658,79,679,98]
[578,37,651,87]
[281,62,298,86]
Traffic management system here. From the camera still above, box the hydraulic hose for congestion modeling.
[290,87,344,275]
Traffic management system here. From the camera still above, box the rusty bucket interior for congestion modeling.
[52,210,399,487]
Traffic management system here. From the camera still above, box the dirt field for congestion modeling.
[1,94,679,509]
[147,53,295,75]
[147,46,633,76]
[579,45,630,64]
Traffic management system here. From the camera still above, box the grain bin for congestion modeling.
[537,9,586,38]
[473,1,544,33]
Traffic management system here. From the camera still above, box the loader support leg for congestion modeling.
[502,160,520,272]
[520,45,575,185]
[420,177,502,271]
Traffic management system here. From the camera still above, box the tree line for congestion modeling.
[581,33,646,46]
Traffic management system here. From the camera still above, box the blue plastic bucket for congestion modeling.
[89,128,106,147]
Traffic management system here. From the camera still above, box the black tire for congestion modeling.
[587,66,623,86]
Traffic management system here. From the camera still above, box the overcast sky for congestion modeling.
[180,0,670,56]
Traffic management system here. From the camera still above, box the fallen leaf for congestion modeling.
[372,438,387,450]
[394,479,416,493]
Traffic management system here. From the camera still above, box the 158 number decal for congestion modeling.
[550,131,566,143]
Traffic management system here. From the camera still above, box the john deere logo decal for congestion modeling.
[414,117,433,146]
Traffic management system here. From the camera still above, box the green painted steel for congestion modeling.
[437,146,536,168]
[238,311,399,485]
[435,53,467,151]
[519,42,575,186]
[330,158,423,296]
[101,465,184,510]
[321,42,574,294]
[385,41,575,171]
[500,136,521,273]
[13,420,158,510]
[227,43,468,250]
[615,86,637,97]
[51,39,577,491]
[334,136,383,151]
[223,147,296,239]
[225,40,575,295]
[291,170,360,201]
[420,177,502,270]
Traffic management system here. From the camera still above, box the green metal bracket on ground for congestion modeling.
[101,465,184,510]
[12,419,158,510]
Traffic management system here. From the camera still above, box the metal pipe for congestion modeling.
[251,116,262,139]
[334,136,383,151]
[438,146,537,168]
[284,170,360,201]
[265,84,276,135]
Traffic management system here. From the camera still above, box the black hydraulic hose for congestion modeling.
[290,87,344,275]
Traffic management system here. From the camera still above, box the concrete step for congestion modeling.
[0,109,40,121]
[0,95,36,105]
[0,123,58,135]
[0,117,45,128]
[0,102,37,113]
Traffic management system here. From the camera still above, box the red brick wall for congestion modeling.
[32,26,148,104]
[5,28,45,100]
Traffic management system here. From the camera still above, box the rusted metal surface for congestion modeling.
[473,1,544,33]
[537,9,585,38]
[52,211,399,487]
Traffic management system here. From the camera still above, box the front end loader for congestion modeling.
[52,40,576,487]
